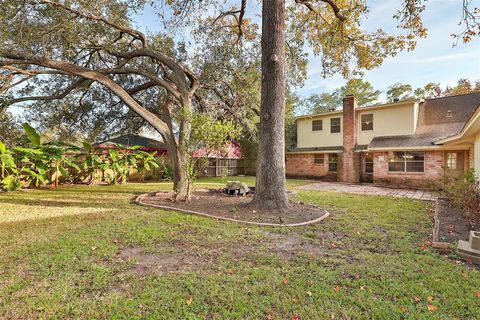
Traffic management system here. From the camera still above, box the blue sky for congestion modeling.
[134,0,480,101]
[298,0,480,100]
[9,0,479,117]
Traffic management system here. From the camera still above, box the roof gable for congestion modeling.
[94,134,166,150]
[368,93,480,149]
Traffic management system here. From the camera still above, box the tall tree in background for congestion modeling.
[413,82,442,99]
[444,78,480,96]
[386,83,414,102]
[0,111,23,146]
[303,79,380,114]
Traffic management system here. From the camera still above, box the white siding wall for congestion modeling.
[297,114,344,148]
[357,104,416,145]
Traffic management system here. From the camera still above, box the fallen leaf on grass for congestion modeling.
[476,291,480,298]
[334,286,341,292]
[359,286,365,291]
[283,278,289,285]
[291,315,300,320]
[427,296,434,301]
[413,296,421,302]
[267,313,274,320]
[427,304,438,312]
[186,297,193,306]
[305,291,312,297]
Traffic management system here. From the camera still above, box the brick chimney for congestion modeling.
[340,95,360,183]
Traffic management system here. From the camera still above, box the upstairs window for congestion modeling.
[314,154,324,165]
[330,118,341,133]
[312,120,323,131]
[361,114,373,131]
[328,154,338,172]
[389,151,424,173]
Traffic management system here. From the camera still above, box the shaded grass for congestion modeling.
[0,179,478,319]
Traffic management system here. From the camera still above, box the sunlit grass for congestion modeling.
[0,178,478,319]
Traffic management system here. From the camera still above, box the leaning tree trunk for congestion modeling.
[174,98,193,202]
[250,0,289,211]
[162,97,193,202]
[166,138,191,202]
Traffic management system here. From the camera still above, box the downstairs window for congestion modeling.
[328,154,338,172]
[314,154,324,165]
[388,151,424,173]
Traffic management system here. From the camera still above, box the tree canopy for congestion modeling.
[301,78,380,113]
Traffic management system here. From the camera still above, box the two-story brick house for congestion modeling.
[286,92,480,188]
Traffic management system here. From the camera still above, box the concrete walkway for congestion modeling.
[297,182,438,201]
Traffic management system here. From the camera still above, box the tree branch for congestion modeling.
[1,78,89,107]
[1,50,171,136]
[34,0,148,47]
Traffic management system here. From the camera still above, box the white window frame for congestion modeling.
[312,119,323,131]
[330,117,341,134]
[388,151,425,173]
[361,114,373,131]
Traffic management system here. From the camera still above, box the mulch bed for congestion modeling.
[140,189,327,225]
[437,198,478,243]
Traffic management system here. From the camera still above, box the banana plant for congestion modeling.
[77,142,105,185]
[43,142,80,187]
[14,146,47,188]
[18,123,80,188]
[135,150,160,181]
[0,141,22,191]
[107,147,132,184]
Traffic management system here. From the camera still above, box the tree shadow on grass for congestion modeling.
[0,197,127,209]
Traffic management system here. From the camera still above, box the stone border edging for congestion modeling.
[431,198,451,250]
[134,193,331,227]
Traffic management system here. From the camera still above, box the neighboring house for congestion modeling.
[193,142,250,177]
[94,134,168,156]
[95,135,249,177]
[286,92,480,188]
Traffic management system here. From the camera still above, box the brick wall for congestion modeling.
[468,147,474,170]
[286,153,336,180]
[341,96,360,182]
[373,151,443,189]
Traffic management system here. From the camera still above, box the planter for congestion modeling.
[457,230,480,264]
[471,231,480,250]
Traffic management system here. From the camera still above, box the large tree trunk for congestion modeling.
[251,0,289,211]
[162,97,193,202]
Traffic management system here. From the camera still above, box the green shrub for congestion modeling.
[442,169,480,227]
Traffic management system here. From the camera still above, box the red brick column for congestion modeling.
[341,95,360,183]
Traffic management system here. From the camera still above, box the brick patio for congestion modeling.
[297,182,438,201]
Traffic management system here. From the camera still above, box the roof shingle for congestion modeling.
[368,93,480,149]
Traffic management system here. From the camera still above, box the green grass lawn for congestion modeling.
[0,177,478,319]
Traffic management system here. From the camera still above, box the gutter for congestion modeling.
[367,144,473,152]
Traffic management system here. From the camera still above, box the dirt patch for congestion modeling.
[437,198,477,243]
[140,189,327,225]
[262,231,327,259]
[116,246,208,276]
[115,229,342,277]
